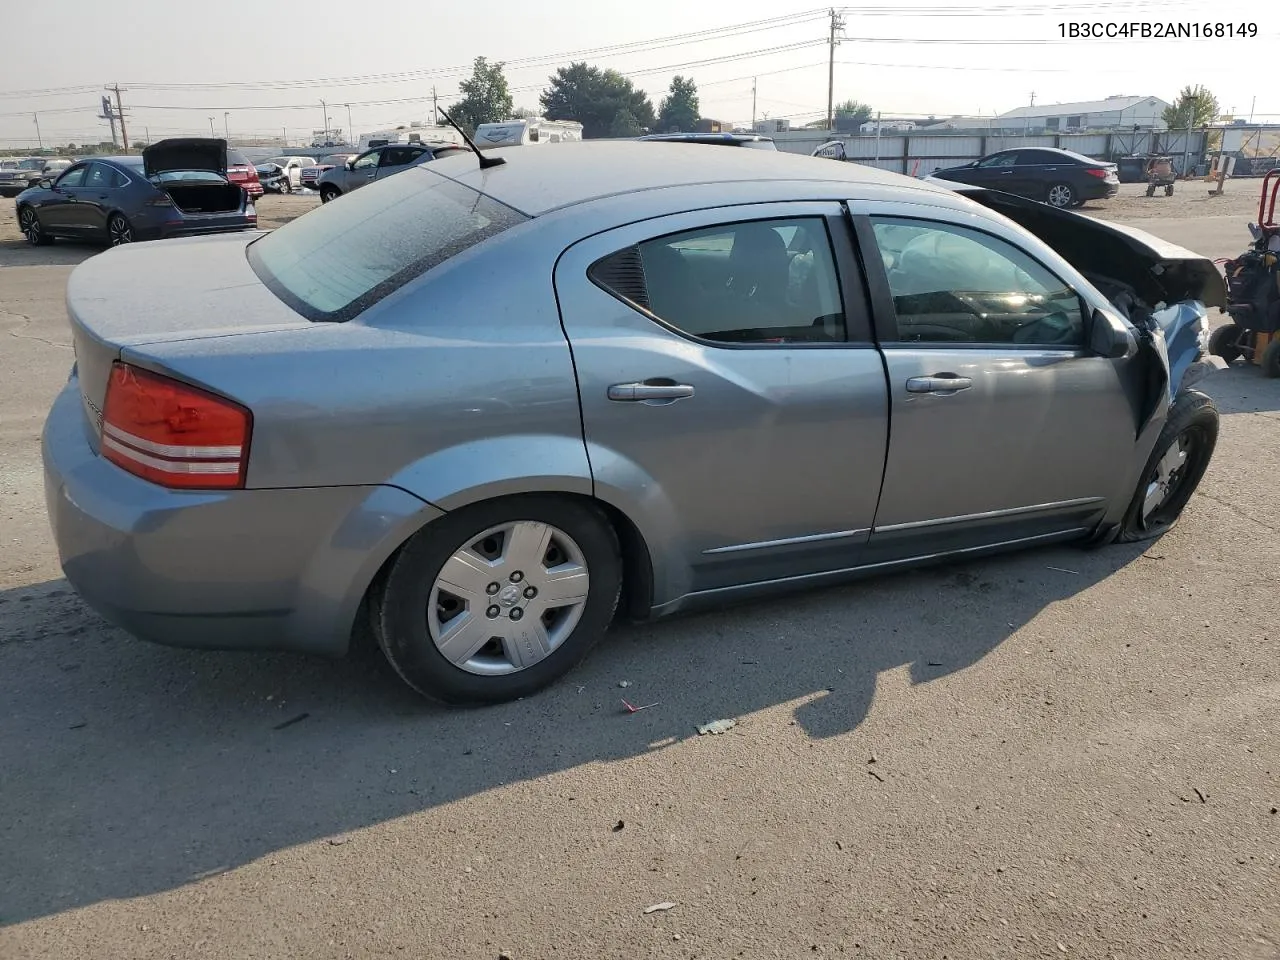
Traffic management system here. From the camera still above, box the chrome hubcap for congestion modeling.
[109,217,131,245]
[1048,185,1071,206]
[1142,436,1189,522]
[20,210,38,242]
[428,520,589,676]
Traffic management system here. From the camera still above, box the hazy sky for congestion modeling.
[2,0,1276,147]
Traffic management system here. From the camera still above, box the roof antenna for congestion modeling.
[437,107,505,170]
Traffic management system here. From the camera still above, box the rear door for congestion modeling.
[374,145,429,181]
[77,162,119,237]
[555,202,889,597]
[852,204,1136,552]
[1015,149,1069,200]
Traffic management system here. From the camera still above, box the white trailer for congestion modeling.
[358,123,465,151]
[473,118,584,149]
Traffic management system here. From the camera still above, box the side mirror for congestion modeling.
[345,159,355,169]
[39,178,54,189]
[1090,307,1138,360]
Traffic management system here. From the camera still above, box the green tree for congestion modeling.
[510,106,538,120]
[540,62,656,138]
[657,75,699,133]
[1162,85,1219,129]
[451,57,514,133]
[835,99,874,127]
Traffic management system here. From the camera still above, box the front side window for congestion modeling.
[871,217,1085,347]
[55,165,88,188]
[590,217,846,345]
[248,168,527,322]
[352,151,379,170]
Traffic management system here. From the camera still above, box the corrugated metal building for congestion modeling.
[996,95,1170,132]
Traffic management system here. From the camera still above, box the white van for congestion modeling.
[473,118,584,149]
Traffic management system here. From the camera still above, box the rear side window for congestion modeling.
[590,217,847,345]
[247,169,527,322]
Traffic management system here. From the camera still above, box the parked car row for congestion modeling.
[1,156,73,197]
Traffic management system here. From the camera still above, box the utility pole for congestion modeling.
[224,111,230,140]
[208,116,216,137]
[108,84,129,150]
[345,103,353,143]
[1025,91,1035,135]
[752,78,757,131]
[320,100,330,143]
[99,95,118,147]
[826,8,845,131]
[32,113,43,150]
[432,86,438,125]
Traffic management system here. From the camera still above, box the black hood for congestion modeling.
[142,137,228,178]
[952,186,1226,309]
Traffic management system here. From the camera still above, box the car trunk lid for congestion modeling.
[66,233,312,452]
[143,137,227,178]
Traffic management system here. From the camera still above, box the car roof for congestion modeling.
[640,133,775,144]
[426,140,947,217]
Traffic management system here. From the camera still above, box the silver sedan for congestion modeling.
[42,142,1224,704]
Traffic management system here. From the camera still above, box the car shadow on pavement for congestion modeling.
[0,540,1147,925]
[0,238,102,267]
[1208,362,1280,414]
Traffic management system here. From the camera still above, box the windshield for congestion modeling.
[247,167,528,322]
[17,158,45,170]
[321,155,351,165]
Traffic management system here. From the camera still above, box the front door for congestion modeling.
[345,149,380,192]
[855,209,1137,551]
[37,163,89,235]
[555,202,889,602]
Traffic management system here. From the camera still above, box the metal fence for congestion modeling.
[770,129,1211,176]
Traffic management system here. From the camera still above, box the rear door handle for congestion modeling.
[608,381,695,402]
[906,375,972,394]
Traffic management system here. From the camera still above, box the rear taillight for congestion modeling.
[1085,168,1109,179]
[101,362,250,490]
[145,195,175,207]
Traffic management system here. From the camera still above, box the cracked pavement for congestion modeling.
[0,194,1277,959]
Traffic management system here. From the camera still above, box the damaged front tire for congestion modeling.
[1117,390,1218,542]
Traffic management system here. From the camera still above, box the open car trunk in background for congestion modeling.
[160,181,245,214]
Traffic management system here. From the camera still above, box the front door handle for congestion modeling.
[608,380,695,402]
[906,375,972,394]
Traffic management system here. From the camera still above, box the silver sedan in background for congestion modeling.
[42,143,1223,704]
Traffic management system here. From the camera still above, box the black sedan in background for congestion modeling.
[929,147,1119,208]
[15,139,257,247]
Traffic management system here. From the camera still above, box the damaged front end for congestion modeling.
[948,185,1226,416]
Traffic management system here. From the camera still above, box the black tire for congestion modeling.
[18,206,52,246]
[375,495,622,704]
[319,185,340,203]
[1146,184,1156,197]
[107,212,133,246]
[1262,339,1280,379]
[1046,182,1076,208]
[1208,323,1242,363]
[1117,390,1218,542]
[1165,184,1175,197]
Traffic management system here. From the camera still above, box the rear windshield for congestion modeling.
[247,167,528,322]
[227,149,250,166]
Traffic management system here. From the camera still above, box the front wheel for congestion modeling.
[107,213,133,246]
[1047,182,1076,208]
[1208,323,1242,363]
[1117,391,1218,542]
[375,496,623,704]
[18,206,52,246]
[319,185,340,203]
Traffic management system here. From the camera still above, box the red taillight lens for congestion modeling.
[1085,168,1109,179]
[101,362,250,490]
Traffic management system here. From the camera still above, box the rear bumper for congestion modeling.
[130,207,258,241]
[1082,180,1120,200]
[42,381,443,656]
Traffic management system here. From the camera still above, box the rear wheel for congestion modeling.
[1146,183,1156,197]
[1262,339,1280,378]
[18,206,51,246]
[107,213,133,245]
[375,496,622,704]
[1117,390,1218,542]
[1047,182,1076,208]
[1165,184,1175,197]
[1208,323,1243,363]
[320,185,340,203]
